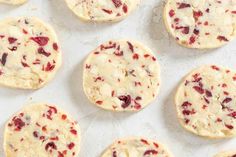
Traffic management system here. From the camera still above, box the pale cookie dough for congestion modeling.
[0,0,27,5]
[4,103,80,157]
[0,17,62,89]
[163,0,236,49]
[83,40,161,112]
[214,150,236,157]
[101,137,173,157]
[64,0,141,22]
[175,65,236,138]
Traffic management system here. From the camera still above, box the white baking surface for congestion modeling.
[0,0,236,157]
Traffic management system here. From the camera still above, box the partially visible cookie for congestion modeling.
[175,65,236,138]
[64,0,141,22]
[4,103,80,157]
[214,150,236,157]
[0,0,27,5]
[0,17,62,89]
[101,137,173,157]
[83,40,161,112]
[163,0,236,49]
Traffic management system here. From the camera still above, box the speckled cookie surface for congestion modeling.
[4,103,80,157]
[163,0,236,49]
[175,65,236,138]
[64,0,141,22]
[0,17,61,89]
[101,137,173,157]
[0,0,27,5]
[214,150,236,157]
[83,40,161,112]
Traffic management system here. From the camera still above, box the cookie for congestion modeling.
[4,103,80,157]
[0,17,62,89]
[101,137,173,157]
[175,65,236,138]
[163,0,236,49]
[83,40,161,112]
[64,0,141,22]
[0,0,27,5]
[214,150,236,157]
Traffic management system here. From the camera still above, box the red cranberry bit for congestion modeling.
[133,53,139,60]
[205,90,212,97]
[96,100,103,105]
[193,10,203,21]
[232,11,236,14]
[67,142,75,150]
[114,50,123,56]
[61,114,67,120]
[70,129,77,135]
[189,35,196,44]
[222,97,232,104]
[182,101,192,107]
[211,65,220,71]
[13,117,25,131]
[228,112,236,118]
[182,109,196,115]
[1,53,8,66]
[193,86,204,94]
[169,9,175,17]
[8,37,17,44]
[217,36,229,42]
[102,9,113,14]
[112,151,117,157]
[112,0,122,8]
[193,29,200,35]
[45,62,55,72]
[225,124,234,130]
[58,151,64,157]
[21,61,29,67]
[38,47,51,57]
[122,4,128,13]
[143,150,158,155]
[127,41,134,52]
[9,46,17,51]
[140,139,149,145]
[45,142,57,151]
[118,95,131,108]
[53,43,58,51]
[30,36,49,46]
[181,27,190,34]
[33,131,39,138]
[177,3,191,9]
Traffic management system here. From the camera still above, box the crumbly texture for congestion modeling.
[64,0,141,22]
[175,65,236,138]
[83,40,161,112]
[4,103,80,157]
[0,17,62,89]
[214,150,236,157]
[163,0,236,49]
[0,0,27,5]
[101,137,173,157]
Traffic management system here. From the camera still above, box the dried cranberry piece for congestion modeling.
[143,150,158,155]
[178,3,191,9]
[217,36,229,42]
[225,124,234,130]
[222,97,232,104]
[193,10,203,21]
[122,4,128,13]
[30,36,49,46]
[67,142,75,150]
[13,118,25,131]
[182,101,192,107]
[102,9,113,14]
[1,53,8,66]
[205,90,212,97]
[127,41,134,52]
[118,95,131,108]
[8,37,17,44]
[38,47,51,57]
[112,0,122,8]
[228,112,236,118]
[45,142,57,151]
[193,86,204,94]
[193,29,200,35]
[181,27,190,34]
[53,43,58,51]
[169,9,175,17]
[112,151,117,157]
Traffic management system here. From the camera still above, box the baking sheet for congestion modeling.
[0,0,236,156]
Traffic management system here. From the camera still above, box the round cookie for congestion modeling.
[83,40,161,112]
[0,17,61,89]
[163,0,236,49]
[101,137,173,157]
[64,0,141,22]
[175,65,236,138]
[4,103,80,157]
[214,150,236,157]
[0,0,27,5]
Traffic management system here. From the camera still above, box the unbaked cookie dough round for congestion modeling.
[214,150,236,157]
[4,103,80,157]
[0,0,27,5]
[0,17,62,89]
[64,0,141,22]
[101,137,173,157]
[83,40,161,112]
[163,0,236,49]
[175,65,236,138]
